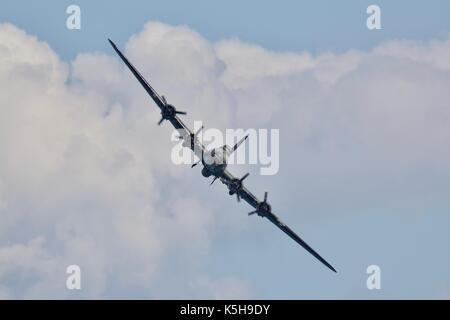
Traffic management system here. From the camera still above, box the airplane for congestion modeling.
[108,39,337,273]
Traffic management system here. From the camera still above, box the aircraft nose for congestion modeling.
[203,153,214,166]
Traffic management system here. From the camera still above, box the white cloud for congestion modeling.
[374,38,450,71]
[0,20,450,298]
[0,22,220,298]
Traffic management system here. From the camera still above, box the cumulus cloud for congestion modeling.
[0,21,449,298]
[0,22,231,299]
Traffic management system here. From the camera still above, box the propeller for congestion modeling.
[191,148,204,168]
[157,99,186,125]
[228,173,249,202]
[249,191,271,216]
[177,125,204,151]
[210,176,218,185]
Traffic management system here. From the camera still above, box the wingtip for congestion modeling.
[108,38,116,47]
[328,264,337,273]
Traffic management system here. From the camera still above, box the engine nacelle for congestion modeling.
[201,167,211,178]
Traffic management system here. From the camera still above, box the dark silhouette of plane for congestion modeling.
[109,39,337,273]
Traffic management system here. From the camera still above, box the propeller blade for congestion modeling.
[200,149,205,165]
[236,194,241,202]
[210,177,218,185]
[264,192,268,202]
[175,111,187,115]
[158,118,164,125]
[191,161,200,168]
[195,125,204,136]
[240,173,250,182]
[248,211,257,216]
[231,135,249,153]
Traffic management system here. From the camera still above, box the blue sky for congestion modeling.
[1,1,450,299]
[2,0,450,59]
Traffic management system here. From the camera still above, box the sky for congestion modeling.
[0,1,450,299]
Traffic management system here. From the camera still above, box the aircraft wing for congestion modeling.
[109,39,165,110]
[110,38,335,272]
[264,211,337,272]
[220,170,337,273]
[109,38,208,161]
[108,39,191,133]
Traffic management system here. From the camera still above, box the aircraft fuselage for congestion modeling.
[202,147,228,177]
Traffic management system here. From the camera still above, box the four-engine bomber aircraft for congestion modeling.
[109,39,337,273]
